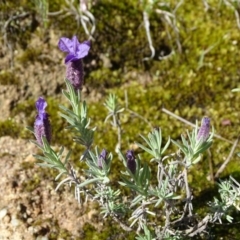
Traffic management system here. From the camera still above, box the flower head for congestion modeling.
[34,97,51,146]
[197,117,210,142]
[58,36,90,64]
[98,149,108,169]
[126,150,136,174]
[58,36,90,90]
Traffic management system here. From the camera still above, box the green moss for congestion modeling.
[11,99,35,119]
[21,161,35,170]
[88,68,122,88]
[0,119,21,138]
[0,71,19,85]
[21,173,41,192]
[81,221,135,240]
[20,160,59,192]
[17,47,42,65]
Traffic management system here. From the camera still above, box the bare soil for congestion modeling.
[0,136,100,240]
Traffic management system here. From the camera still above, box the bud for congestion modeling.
[197,117,210,142]
[34,97,51,146]
[98,149,108,169]
[126,150,136,174]
[58,36,90,91]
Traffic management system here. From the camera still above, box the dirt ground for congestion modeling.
[0,136,101,240]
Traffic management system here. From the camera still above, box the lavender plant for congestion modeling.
[29,35,240,239]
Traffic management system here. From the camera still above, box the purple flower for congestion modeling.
[34,97,51,146]
[58,36,90,63]
[98,149,108,169]
[197,117,210,142]
[58,36,91,90]
[126,150,136,174]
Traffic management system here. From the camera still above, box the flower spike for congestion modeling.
[34,97,51,145]
[98,149,108,169]
[58,36,91,90]
[197,117,210,142]
[126,150,137,174]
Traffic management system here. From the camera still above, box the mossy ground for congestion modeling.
[1,0,240,238]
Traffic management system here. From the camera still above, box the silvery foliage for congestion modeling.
[30,81,240,239]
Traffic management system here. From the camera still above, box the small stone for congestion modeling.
[3,214,10,224]
[11,218,19,227]
[27,218,33,224]
[36,236,49,240]
[0,207,8,220]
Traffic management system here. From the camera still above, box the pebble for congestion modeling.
[10,215,19,227]
[11,218,19,227]
[36,236,49,240]
[0,208,8,220]
[27,217,33,224]
[28,226,34,233]
[3,214,10,224]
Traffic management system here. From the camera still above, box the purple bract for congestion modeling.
[58,36,90,64]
